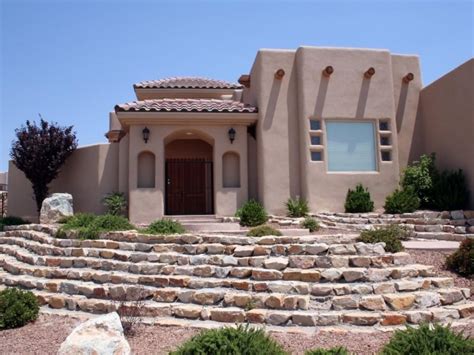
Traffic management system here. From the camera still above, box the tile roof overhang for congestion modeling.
[133,77,242,90]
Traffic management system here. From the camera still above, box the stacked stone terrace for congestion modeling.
[294,210,474,242]
[0,224,472,329]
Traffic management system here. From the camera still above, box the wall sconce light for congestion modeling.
[228,128,236,144]
[364,67,376,79]
[142,127,150,143]
[274,69,285,80]
[403,73,414,83]
[322,66,334,77]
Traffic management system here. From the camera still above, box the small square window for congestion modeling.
[379,121,389,131]
[381,151,392,161]
[310,120,321,130]
[380,136,390,146]
[310,135,321,145]
[311,151,322,161]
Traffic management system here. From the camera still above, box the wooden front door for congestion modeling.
[165,159,213,215]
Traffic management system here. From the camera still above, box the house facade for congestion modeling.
[7,47,473,223]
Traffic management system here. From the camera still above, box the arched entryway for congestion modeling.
[164,130,214,215]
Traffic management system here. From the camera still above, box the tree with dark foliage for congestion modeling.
[10,119,78,212]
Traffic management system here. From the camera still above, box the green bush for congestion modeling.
[357,225,409,253]
[305,347,349,355]
[57,213,134,240]
[344,184,374,213]
[247,225,282,237]
[445,239,473,277]
[301,216,320,232]
[285,197,309,217]
[236,200,268,227]
[0,216,30,231]
[0,288,39,329]
[170,324,287,355]
[401,153,437,208]
[381,323,474,355]
[431,169,469,211]
[384,187,420,214]
[102,192,127,216]
[143,219,185,235]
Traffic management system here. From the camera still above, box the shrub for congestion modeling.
[247,225,282,237]
[401,153,437,208]
[301,216,320,232]
[384,187,420,214]
[344,184,374,213]
[431,169,469,211]
[357,225,409,253]
[0,288,39,329]
[381,323,474,355]
[143,219,185,235]
[102,192,127,216]
[170,324,287,355]
[0,216,30,231]
[305,347,349,355]
[57,213,134,240]
[285,197,309,217]
[445,239,473,277]
[236,200,268,227]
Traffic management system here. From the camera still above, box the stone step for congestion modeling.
[1,236,417,270]
[1,255,457,298]
[6,286,474,327]
[412,232,472,242]
[182,223,241,232]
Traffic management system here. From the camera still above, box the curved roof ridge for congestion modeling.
[134,76,242,89]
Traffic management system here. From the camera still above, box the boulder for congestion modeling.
[40,193,73,224]
[58,312,131,355]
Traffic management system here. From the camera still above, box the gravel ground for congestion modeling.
[0,248,472,355]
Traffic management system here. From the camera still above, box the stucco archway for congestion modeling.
[164,130,214,215]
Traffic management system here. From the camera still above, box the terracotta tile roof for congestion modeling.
[134,77,242,89]
[115,99,257,113]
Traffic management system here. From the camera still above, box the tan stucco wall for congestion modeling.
[0,172,7,187]
[127,124,248,224]
[8,143,119,221]
[416,59,474,208]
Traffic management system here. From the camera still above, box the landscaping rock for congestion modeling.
[40,193,73,224]
[58,312,130,355]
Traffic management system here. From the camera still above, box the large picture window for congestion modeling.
[326,121,377,172]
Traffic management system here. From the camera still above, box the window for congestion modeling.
[222,152,240,188]
[137,151,155,188]
[310,120,321,130]
[381,151,392,161]
[326,121,377,172]
[380,136,390,146]
[311,151,322,161]
[379,121,390,131]
[310,135,321,145]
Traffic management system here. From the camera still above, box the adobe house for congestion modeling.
[7,47,473,223]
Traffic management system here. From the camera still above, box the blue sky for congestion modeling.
[1,0,472,172]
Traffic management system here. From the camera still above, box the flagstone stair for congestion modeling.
[0,224,472,329]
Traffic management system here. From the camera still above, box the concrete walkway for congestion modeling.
[403,240,460,250]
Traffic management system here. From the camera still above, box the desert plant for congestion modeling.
[102,192,127,216]
[305,347,349,355]
[445,239,473,277]
[344,184,374,213]
[143,219,185,235]
[357,225,409,253]
[401,153,437,208]
[114,286,147,336]
[301,216,320,232]
[170,324,287,355]
[0,288,39,329]
[431,169,469,211]
[247,225,282,237]
[236,200,268,227]
[0,216,30,231]
[384,187,420,214]
[10,119,78,212]
[285,197,309,217]
[381,323,474,355]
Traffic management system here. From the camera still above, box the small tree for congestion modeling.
[10,119,77,212]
